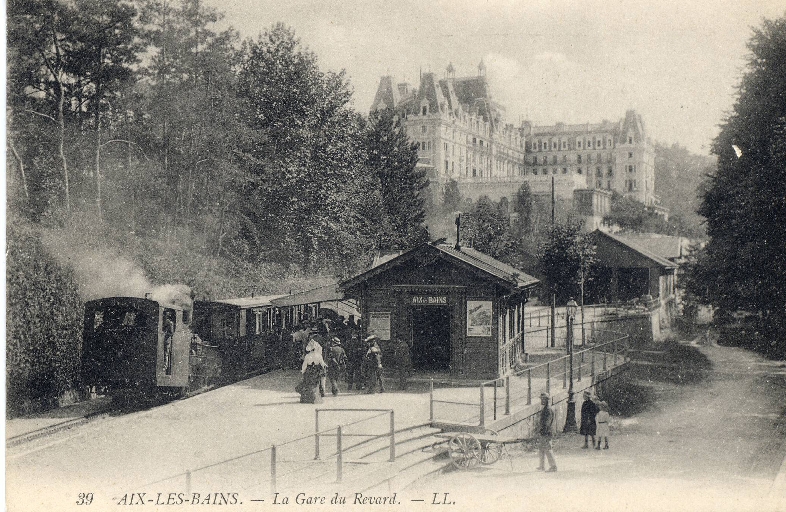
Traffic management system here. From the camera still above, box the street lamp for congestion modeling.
[563,298,579,433]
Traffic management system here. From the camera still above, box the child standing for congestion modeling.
[595,401,610,449]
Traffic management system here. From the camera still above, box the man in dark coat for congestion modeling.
[363,335,385,393]
[580,390,600,448]
[344,332,364,390]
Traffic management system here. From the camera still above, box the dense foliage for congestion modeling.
[7,217,84,415]
[689,15,786,357]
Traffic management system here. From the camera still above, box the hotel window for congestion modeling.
[552,141,557,150]
[607,166,613,177]
[422,106,428,115]
[596,167,602,177]
[444,142,448,151]
[628,136,633,144]
[552,168,557,174]
[588,140,593,148]
[562,167,568,174]
[628,152,633,158]
[597,180,602,188]
[445,160,449,171]
[421,125,427,134]
[552,155,557,164]
[561,141,566,149]
[577,167,583,174]
[563,155,567,163]
[473,137,477,145]
[577,155,582,164]
[607,139,612,147]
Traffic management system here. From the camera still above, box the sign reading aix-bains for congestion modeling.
[411,296,448,305]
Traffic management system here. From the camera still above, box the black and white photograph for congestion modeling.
[5,1,786,511]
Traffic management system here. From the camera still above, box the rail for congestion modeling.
[429,332,630,427]
[138,408,400,495]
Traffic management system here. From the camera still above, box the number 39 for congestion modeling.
[76,493,94,505]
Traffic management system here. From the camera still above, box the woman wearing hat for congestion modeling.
[580,391,600,449]
[363,335,385,393]
[296,339,327,404]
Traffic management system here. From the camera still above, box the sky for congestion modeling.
[209,0,785,155]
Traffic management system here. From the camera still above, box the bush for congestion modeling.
[6,217,84,417]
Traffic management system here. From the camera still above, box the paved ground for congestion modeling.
[409,341,786,512]
[6,341,785,512]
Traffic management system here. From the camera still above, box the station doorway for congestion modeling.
[411,306,451,371]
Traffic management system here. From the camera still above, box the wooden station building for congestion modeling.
[339,242,539,380]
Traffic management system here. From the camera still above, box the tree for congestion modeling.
[365,108,429,249]
[8,0,79,213]
[461,196,516,259]
[68,0,140,219]
[442,179,462,213]
[235,24,382,271]
[537,220,596,305]
[512,182,533,235]
[695,15,786,350]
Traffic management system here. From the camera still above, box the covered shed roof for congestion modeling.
[593,230,677,269]
[270,284,344,307]
[340,242,539,292]
[212,295,286,308]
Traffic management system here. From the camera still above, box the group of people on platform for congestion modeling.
[536,390,612,473]
[292,315,413,404]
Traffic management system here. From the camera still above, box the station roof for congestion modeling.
[212,295,286,308]
[593,230,677,269]
[271,284,345,307]
[340,242,539,292]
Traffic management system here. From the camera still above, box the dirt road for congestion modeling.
[409,342,786,512]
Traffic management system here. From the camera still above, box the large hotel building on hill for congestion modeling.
[371,62,660,211]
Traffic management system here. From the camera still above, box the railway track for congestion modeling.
[6,400,121,449]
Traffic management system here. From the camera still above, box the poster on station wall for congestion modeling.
[466,300,493,337]
[368,311,391,340]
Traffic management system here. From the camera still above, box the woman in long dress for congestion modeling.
[297,339,327,404]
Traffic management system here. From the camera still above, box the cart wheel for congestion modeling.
[479,441,503,465]
[448,433,481,469]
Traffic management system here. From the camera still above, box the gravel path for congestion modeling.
[409,341,786,512]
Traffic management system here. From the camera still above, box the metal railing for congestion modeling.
[429,333,630,427]
[139,409,398,495]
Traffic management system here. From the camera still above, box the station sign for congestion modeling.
[411,296,448,305]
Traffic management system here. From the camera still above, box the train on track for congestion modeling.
[81,286,357,399]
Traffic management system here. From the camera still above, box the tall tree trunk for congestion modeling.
[95,105,102,220]
[8,136,29,201]
[57,79,70,212]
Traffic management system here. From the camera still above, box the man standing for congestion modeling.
[580,390,599,449]
[537,392,557,472]
[363,335,385,393]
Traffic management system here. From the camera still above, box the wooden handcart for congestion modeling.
[434,430,529,469]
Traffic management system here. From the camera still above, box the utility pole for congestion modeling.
[550,176,556,348]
